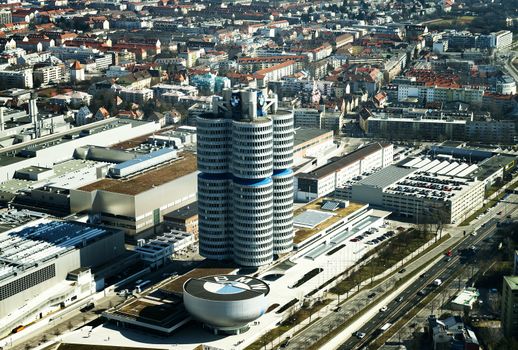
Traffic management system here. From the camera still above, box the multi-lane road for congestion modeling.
[341,215,504,350]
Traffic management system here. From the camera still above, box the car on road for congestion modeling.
[354,331,366,339]
[279,338,291,348]
[398,268,406,273]
[497,211,502,215]
[471,231,477,236]
[367,292,376,298]
[396,296,404,302]
[379,306,388,312]
[445,257,452,262]
[417,289,426,296]
[333,306,342,312]
[420,273,427,278]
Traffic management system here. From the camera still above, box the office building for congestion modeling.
[502,276,518,338]
[163,202,198,237]
[296,143,393,202]
[197,88,294,266]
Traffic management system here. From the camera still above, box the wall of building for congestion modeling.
[70,172,198,237]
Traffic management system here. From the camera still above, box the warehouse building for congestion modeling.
[0,220,125,336]
[336,157,486,224]
[295,142,393,202]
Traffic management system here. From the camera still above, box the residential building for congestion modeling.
[33,65,67,86]
[0,69,33,89]
[429,315,480,350]
[0,9,12,25]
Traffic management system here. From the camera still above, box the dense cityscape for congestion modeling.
[0,0,517,349]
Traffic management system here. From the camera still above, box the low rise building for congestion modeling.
[163,202,198,237]
[296,143,393,202]
[135,230,195,267]
[429,315,480,350]
[293,128,335,166]
[502,276,518,338]
[337,158,485,224]
[450,288,480,311]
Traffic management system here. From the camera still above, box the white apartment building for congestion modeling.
[492,30,513,49]
[397,84,484,105]
[117,87,154,104]
[33,65,67,86]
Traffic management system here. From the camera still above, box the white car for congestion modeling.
[355,331,366,339]
[379,306,388,312]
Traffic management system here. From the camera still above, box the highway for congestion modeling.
[339,195,518,350]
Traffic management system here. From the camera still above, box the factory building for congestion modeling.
[336,157,486,224]
[135,230,195,267]
[0,220,125,336]
[296,143,393,202]
[0,118,160,181]
[197,88,294,267]
[71,151,197,239]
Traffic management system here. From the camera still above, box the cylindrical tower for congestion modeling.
[272,169,293,254]
[231,118,274,266]
[197,115,232,260]
[231,119,273,179]
[198,174,232,259]
[197,88,294,266]
[232,178,274,266]
[272,110,294,254]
